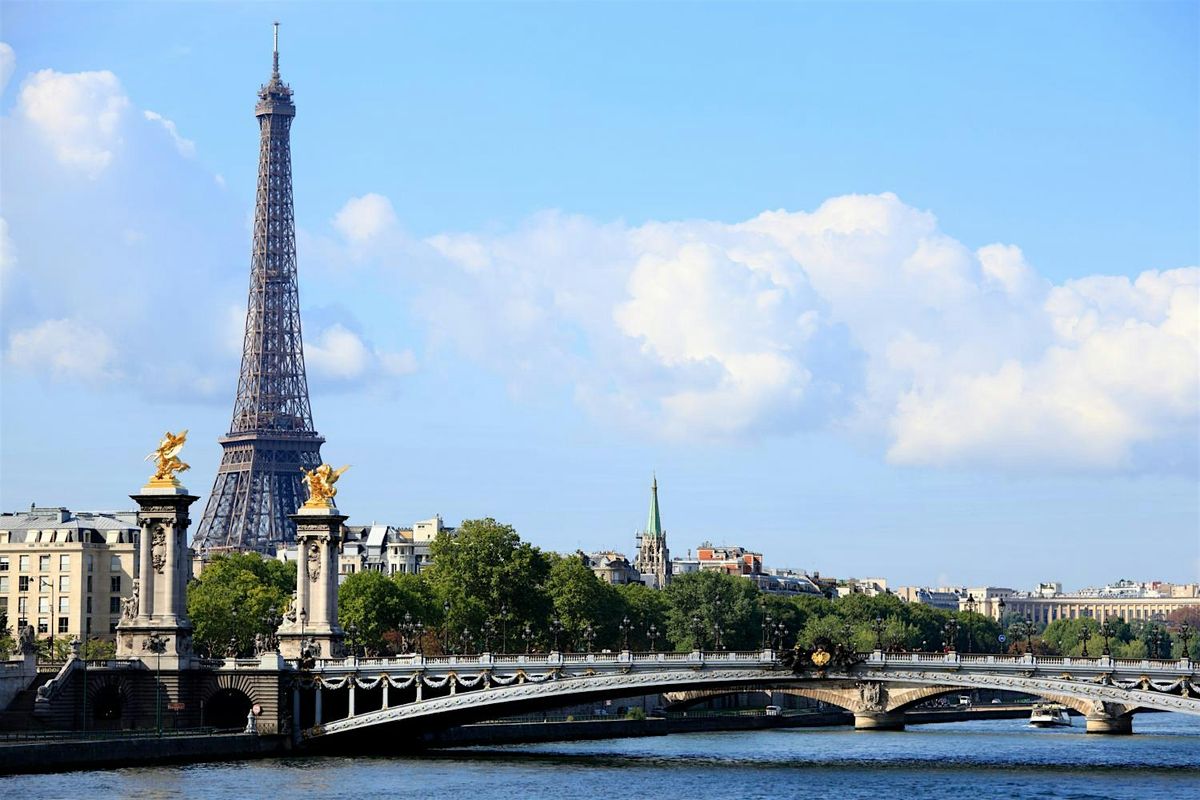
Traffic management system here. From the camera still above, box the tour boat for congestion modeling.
[1029,703,1072,728]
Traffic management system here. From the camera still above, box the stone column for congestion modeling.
[278,505,346,660]
[116,485,198,668]
[1085,701,1133,734]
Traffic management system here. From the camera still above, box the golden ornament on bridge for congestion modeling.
[811,647,832,668]
[145,430,190,488]
[301,464,350,509]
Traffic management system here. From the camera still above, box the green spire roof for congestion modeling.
[646,473,663,539]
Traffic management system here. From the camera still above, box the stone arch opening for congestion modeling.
[90,683,124,727]
[205,688,253,729]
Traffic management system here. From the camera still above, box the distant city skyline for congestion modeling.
[0,2,1196,588]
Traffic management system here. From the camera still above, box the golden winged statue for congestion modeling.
[146,429,190,486]
[301,463,350,509]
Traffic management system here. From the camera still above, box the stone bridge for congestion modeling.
[295,649,1199,741]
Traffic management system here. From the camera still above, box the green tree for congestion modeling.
[545,554,623,650]
[187,552,295,657]
[338,570,406,654]
[616,582,673,650]
[423,518,552,651]
[954,612,1004,654]
[663,571,759,650]
[0,612,10,660]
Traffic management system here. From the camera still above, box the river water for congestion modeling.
[5,714,1198,799]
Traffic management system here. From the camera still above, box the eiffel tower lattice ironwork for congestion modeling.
[195,24,323,554]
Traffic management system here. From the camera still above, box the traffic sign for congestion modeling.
[998,634,1007,643]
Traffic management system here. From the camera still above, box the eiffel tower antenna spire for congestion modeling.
[194,24,323,554]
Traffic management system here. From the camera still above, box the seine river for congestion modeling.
[5,715,1198,799]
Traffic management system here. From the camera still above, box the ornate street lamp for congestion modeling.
[481,618,497,653]
[619,616,633,651]
[441,600,451,654]
[647,623,660,653]
[1024,614,1035,655]
[713,621,725,651]
[522,622,534,654]
[871,616,885,651]
[691,615,705,651]
[773,621,788,651]
[499,603,510,653]
[1148,628,1162,660]
[761,612,773,650]
[944,619,959,653]
[459,627,473,656]
[583,622,596,654]
[346,622,360,658]
[1098,621,1113,656]
[549,617,563,652]
[1079,622,1092,658]
[1179,621,1193,661]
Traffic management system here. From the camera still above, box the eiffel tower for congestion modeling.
[194,24,324,554]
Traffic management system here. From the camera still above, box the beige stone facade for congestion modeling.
[0,507,138,643]
[1000,595,1200,625]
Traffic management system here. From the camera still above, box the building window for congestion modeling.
[109,597,120,614]
[18,597,27,614]
[0,556,8,571]
[58,596,69,613]
[39,555,50,572]
[59,554,70,571]
[87,575,93,593]
[57,617,69,634]
[59,575,70,592]
[19,555,30,572]
[109,555,121,572]
[86,596,92,613]
[0,576,7,592]
[87,555,94,573]
[0,597,6,615]
[110,576,121,593]
[39,576,52,593]
[86,617,92,634]
[108,621,118,634]
[36,618,48,634]
[39,597,50,614]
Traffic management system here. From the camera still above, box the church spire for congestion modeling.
[646,473,663,539]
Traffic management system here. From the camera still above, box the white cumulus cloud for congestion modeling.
[5,318,119,381]
[332,193,398,245]
[0,43,14,95]
[18,69,130,177]
[143,109,196,157]
[304,323,417,384]
[324,192,1196,472]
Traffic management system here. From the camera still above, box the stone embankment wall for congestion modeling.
[0,733,288,775]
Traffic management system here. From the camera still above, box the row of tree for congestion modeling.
[182,518,1199,660]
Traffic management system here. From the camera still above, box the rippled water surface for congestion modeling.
[5,714,1198,799]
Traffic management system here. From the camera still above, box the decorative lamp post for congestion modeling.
[499,604,509,653]
[583,622,596,654]
[459,627,473,656]
[872,616,885,652]
[1148,628,1162,660]
[522,623,534,654]
[619,616,632,651]
[1024,614,1035,655]
[1079,622,1092,658]
[713,622,725,651]
[441,600,451,654]
[346,623,359,658]
[647,623,659,653]
[997,596,1006,623]
[761,612,772,650]
[773,622,788,651]
[944,619,959,653]
[691,615,705,651]
[1098,621,1113,657]
[1179,621,1192,661]
[549,617,563,652]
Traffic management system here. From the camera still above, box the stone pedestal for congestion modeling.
[277,505,345,660]
[116,486,198,669]
[1085,714,1133,734]
[853,711,906,731]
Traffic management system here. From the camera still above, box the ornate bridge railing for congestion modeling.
[288,650,1198,740]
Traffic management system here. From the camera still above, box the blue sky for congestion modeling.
[1,1,1197,589]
